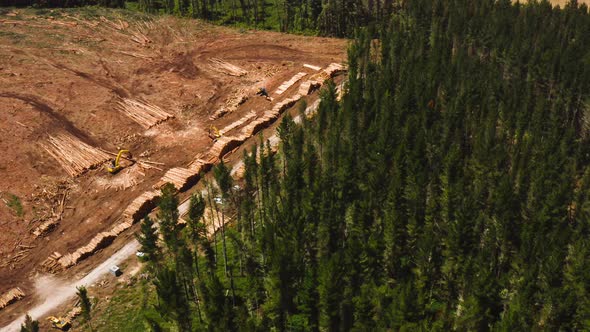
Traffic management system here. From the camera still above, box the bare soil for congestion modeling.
[0,8,346,322]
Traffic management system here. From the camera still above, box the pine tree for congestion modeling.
[154,266,192,331]
[158,183,180,253]
[136,216,160,262]
[19,314,39,332]
[77,286,93,332]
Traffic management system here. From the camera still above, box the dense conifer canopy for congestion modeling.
[12,0,590,330]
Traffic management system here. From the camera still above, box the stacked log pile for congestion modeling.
[154,167,200,191]
[116,98,173,129]
[274,72,307,95]
[57,217,135,268]
[41,133,111,177]
[41,252,63,273]
[33,219,59,237]
[123,190,161,223]
[110,219,134,235]
[188,157,214,173]
[303,62,345,87]
[303,63,322,71]
[323,62,346,77]
[298,80,321,95]
[219,111,257,135]
[0,288,24,310]
[206,135,249,161]
[208,58,248,77]
[58,231,118,268]
[42,63,347,271]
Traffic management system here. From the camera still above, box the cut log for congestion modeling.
[116,98,173,129]
[208,58,247,77]
[274,72,307,95]
[303,63,322,71]
[0,288,25,310]
[40,133,111,177]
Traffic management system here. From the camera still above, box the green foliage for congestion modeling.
[77,286,93,331]
[19,314,39,332]
[3,0,124,8]
[157,183,180,252]
[93,0,590,330]
[5,193,24,217]
[136,216,160,262]
[153,266,193,331]
[213,161,233,199]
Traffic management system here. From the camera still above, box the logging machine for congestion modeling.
[209,125,221,140]
[107,149,133,174]
[47,316,71,330]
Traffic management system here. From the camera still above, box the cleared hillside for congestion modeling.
[0,7,346,323]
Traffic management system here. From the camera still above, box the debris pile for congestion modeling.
[129,29,151,46]
[29,179,70,237]
[210,90,249,120]
[94,166,142,191]
[0,245,34,271]
[99,16,129,30]
[40,133,111,177]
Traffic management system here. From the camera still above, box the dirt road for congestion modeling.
[1,240,139,332]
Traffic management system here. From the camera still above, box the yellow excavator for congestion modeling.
[209,125,221,140]
[47,316,71,330]
[107,149,133,174]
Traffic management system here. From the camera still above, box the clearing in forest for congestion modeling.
[0,7,346,325]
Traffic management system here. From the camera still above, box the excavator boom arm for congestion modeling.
[114,149,129,167]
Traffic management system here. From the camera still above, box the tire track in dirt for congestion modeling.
[201,44,308,61]
[49,63,129,98]
[0,92,95,144]
[7,47,130,98]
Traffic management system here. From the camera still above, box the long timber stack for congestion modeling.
[0,288,24,310]
[303,63,322,71]
[33,219,59,237]
[123,190,161,222]
[154,167,200,191]
[43,62,347,271]
[323,62,346,77]
[219,111,257,135]
[41,133,111,177]
[298,80,321,95]
[116,98,173,129]
[208,58,248,77]
[274,72,307,95]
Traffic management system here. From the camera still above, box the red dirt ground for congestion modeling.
[0,7,346,319]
